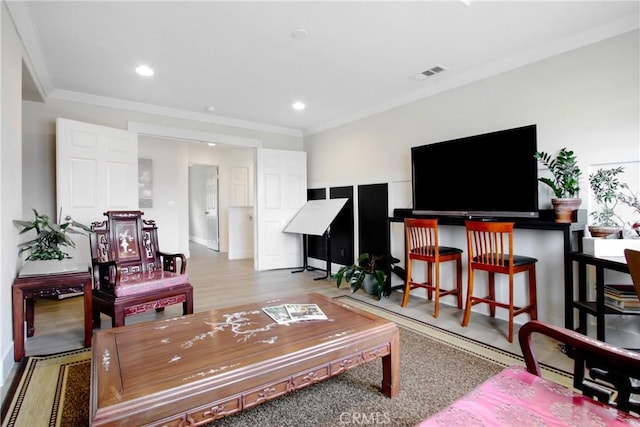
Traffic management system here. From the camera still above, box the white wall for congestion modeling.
[304,30,640,337]
[1,1,24,385]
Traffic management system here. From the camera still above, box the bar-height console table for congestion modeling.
[12,269,93,361]
[567,252,630,341]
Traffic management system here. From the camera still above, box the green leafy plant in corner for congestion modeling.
[588,166,628,227]
[332,253,387,301]
[13,208,91,260]
[534,147,582,198]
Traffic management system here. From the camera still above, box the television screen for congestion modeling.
[411,124,539,219]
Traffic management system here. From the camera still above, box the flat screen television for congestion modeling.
[411,124,539,219]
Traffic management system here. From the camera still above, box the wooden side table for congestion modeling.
[12,269,93,362]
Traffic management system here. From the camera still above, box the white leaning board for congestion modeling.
[283,198,349,236]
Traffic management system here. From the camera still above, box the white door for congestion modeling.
[230,166,249,206]
[255,148,307,270]
[205,166,219,251]
[56,118,138,267]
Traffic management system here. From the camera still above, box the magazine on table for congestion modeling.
[262,305,296,324]
[285,303,328,321]
[263,303,328,323]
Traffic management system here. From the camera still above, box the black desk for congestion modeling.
[567,252,631,341]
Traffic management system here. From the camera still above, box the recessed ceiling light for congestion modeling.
[290,29,308,40]
[207,143,216,147]
[135,65,154,77]
[292,101,306,111]
[206,106,216,113]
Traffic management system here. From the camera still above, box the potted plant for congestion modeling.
[534,147,582,223]
[13,208,91,275]
[332,253,387,300]
[588,167,626,238]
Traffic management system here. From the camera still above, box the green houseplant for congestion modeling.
[588,166,639,238]
[14,208,91,261]
[534,147,582,223]
[332,253,387,300]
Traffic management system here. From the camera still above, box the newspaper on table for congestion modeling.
[284,303,328,321]
[262,305,295,324]
[262,303,327,324]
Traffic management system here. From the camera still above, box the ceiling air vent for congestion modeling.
[411,65,448,81]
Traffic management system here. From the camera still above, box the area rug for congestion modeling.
[1,296,572,427]
[1,348,90,427]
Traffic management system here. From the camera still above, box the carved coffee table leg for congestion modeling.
[381,330,400,398]
[26,298,35,337]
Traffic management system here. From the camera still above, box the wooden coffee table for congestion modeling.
[90,293,399,426]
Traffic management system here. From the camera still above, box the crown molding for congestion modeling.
[49,89,303,137]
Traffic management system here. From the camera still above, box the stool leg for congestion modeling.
[427,261,434,301]
[508,274,515,343]
[529,266,538,320]
[461,267,474,327]
[455,257,463,309]
[488,273,496,318]
[401,258,413,307]
[433,261,440,318]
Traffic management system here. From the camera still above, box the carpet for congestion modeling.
[1,348,90,427]
[1,296,571,427]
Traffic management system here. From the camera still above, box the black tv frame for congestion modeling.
[411,124,539,220]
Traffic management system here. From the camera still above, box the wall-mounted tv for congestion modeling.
[411,124,539,219]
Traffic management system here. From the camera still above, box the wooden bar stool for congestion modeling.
[401,218,463,318]
[461,220,538,342]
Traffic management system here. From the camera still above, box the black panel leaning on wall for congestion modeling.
[306,188,327,260]
[358,183,389,260]
[330,186,354,267]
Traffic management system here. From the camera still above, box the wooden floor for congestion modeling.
[2,242,568,401]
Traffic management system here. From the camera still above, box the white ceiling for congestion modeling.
[10,1,640,137]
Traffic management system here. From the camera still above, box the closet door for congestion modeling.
[56,118,138,266]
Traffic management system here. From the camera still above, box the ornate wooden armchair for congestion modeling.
[89,210,193,328]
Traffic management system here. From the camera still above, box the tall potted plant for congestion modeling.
[534,147,582,223]
[13,208,91,275]
[332,253,387,300]
[588,166,629,238]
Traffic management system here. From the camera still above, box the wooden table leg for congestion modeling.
[26,298,35,337]
[83,278,93,347]
[381,330,400,398]
[12,287,25,362]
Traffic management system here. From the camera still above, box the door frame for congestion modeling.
[128,122,305,269]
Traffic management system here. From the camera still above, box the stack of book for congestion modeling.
[604,284,640,313]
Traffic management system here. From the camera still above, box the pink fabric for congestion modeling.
[114,270,189,297]
[417,365,640,427]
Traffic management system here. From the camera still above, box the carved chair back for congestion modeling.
[90,211,167,276]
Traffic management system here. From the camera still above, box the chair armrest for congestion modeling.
[518,320,640,413]
[91,260,120,291]
[157,251,187,274]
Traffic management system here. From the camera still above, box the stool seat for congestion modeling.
[470,254,538,267]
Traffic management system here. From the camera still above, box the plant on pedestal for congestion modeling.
[588,167,628,238]
[534,147,582,223]
[13,208,91,274]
